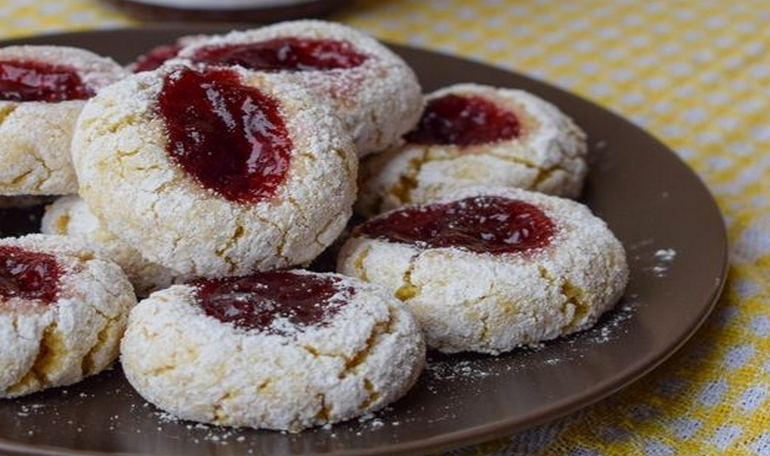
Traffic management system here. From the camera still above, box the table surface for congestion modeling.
[1,1,769,455]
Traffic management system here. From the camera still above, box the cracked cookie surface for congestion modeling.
[72,64,356,278]
[41,196,180,297]
[357,83,588,216]
[174,20,423,156]
[120,269,425,431]
[339,187,628,354]
[0,234,137,398]
[0,46,128,196]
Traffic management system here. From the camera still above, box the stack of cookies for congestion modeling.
[0,20,628,433]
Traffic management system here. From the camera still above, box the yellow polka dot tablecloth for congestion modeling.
[1,0,769,454]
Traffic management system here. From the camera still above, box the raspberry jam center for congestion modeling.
[0,246,62,303]
[404,94,521,146]
[190,37,368,72]
[132,44,183,73]
[359,196,555,255]
[158,67,292,204]
[0,60,94,102]
[194,271,352,333]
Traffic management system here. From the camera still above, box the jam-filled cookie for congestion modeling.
[72,64,356,278]
[339,187,627,354]
[175,20,423,156]
[0,234,136,398]
[41,196,179,297]
[357,83,588,216]
[0,46,128,196]
[121,269,425,432]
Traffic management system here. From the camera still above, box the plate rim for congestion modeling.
[0,25,729,456]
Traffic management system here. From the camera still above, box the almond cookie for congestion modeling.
[0,234,136,398]
[357,83,588,216]
[339,187,628,355]
[0,46,128,195]
[41,196,179,297]
[121,269,425,432]
[72,64,356,278]
[175,20,423,156]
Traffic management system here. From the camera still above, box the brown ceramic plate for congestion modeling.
[0,26,727,456]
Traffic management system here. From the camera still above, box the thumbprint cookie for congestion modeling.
[0,46,127,195]
[339,187,627,354]
[0,234,136,398]
[357,83,587,216]
[72,64,356,278]
[121,270,425,431]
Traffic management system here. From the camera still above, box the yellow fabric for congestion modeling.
[2,0,769,454]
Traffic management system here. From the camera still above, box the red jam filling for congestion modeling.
[0,60,94,102]
[158,67,292,204]
[190,37,368,72]
[404,94,521,146]
[0,246,62,304]
[358,196,555,255]
[193,271,353,333]
[132,44,183,73]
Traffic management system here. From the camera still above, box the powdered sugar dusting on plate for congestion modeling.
[649,248,677,277]
[5,292,640,446]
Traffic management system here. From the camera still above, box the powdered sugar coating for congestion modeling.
[175,20,423,156]
[41,196,180,297]
[72,64,357,278]
[121,270,425,432]
[0,46,129,195]
[357,84,588,216]
[339,187,628,354]
[0,234,137,398]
